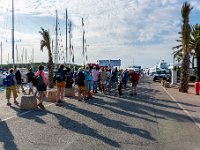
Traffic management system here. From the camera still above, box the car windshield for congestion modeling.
[156,70,166,74]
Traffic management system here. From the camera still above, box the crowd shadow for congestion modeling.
[9,106,47,124]
[0,119,18,150]
[45,109,121,148]
[63,103,155,142]
[90,76,199,124]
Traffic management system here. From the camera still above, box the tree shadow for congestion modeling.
[0,119,18,150]
[45,109,120,148]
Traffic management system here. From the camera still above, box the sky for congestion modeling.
[0,0,200,69]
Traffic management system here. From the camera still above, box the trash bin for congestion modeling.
[194,82,200,95]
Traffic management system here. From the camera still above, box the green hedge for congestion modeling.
[189,75,196,82]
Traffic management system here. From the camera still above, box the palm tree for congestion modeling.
[39,27,54,88]
[190,24,200,81]
[172,47,183,63]
[178,2,192,92]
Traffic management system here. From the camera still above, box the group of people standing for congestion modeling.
[3,64,140,109]
[4,65,48,108]
[75,66,140,101]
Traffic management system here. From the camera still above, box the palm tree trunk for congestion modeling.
[196,53,200,82]
[180,53,190,92]
[47,59,54,88]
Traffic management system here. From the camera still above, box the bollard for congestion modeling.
[20,95,37,109]
[194,82,200,95]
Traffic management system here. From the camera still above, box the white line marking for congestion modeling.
[162,86,200,129]
[0,103,54,123]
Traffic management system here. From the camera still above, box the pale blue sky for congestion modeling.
[0,0,200,68]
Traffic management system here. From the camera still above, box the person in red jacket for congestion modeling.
[129,69,140,96]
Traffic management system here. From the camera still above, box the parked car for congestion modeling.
[153,70,169,81]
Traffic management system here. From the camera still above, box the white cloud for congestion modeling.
[0,0,198,68]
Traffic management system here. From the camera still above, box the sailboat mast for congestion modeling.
[54,10,58,67]
[66,8,68,65]
[1,42,3,69]
[12,0,15,69]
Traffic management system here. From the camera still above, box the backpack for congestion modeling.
[3,75,14,87]
[32,76,38,87]
[65,74,74,88]
[36,74,44,87]
[54,71,64,82]
[75,72,85,86]
[33,73,44,87]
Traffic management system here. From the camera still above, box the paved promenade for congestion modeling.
[0,76,199,150]
[163,83,200,129]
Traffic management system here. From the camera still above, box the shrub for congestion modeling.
[189,75,196,82]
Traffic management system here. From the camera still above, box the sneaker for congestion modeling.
[7,102,11,106]
[56,100,63,106]
[84,97,89,102]
[14,101,19,105]
[38,103,45,109]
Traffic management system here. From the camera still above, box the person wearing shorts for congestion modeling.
[55,64,66,106]
[5,68,18,106]
[76,68,86,101]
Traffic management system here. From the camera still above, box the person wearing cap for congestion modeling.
[26,68,35,95]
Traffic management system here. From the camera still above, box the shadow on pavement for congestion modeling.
[9,106,47,124]
[90,76,199,124]
[63,103,155,142]
[0,119,18,150]
[45,109,121,148]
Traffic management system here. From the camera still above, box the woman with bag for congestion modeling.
[35,65,47,109]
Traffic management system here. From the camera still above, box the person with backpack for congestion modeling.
[4,68,18,106]
[35,65,47,109]
[26,68,35,95]
[54,64,66,106]
[76,68,86,101]
[65,67,74,88]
